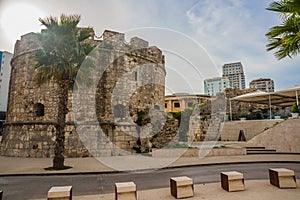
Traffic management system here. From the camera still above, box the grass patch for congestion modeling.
[140,152,152,157]
[213,145,228,149]
[44,165,72,171]
[165,143,190,149]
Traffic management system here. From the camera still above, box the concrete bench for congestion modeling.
[220,171,245,192]
[47,186,72,200]
[115,182,137,200]
[170,176,194,199]
[269,168,297,188]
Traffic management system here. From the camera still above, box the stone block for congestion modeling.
[170,176,194,199]
[220,171,245,192]
[269,168,297,188]
[115,182,137,200]
[47,186,72,200]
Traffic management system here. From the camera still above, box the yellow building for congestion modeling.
[165,93,211,112]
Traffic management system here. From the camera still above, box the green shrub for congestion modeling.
[290,102,300,113]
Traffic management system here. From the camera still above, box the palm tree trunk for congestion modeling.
[53,74,69,169]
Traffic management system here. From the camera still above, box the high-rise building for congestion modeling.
[222,62,245,90]
[204,77,231,96]
[250,78,274,92]
[0,51,13,135]
[0,51,13,112]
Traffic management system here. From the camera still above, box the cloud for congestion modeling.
[186,0,261,64]
[185,0,300,90]
[0,0,298,92]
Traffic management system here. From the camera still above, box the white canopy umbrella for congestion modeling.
[230,91,274,119]
[231,90,270,102]
[229,84,300,120]
[276,84,300,106]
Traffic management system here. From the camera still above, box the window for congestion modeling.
[134,71,138,81]
[187,102,193,107]
[34,103,45,117]
[154,105,160,110]
[165,103,167,108]
[174,102,180,108]
[114,104,126,118]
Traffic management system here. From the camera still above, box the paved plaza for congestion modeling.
[1,154,300,199]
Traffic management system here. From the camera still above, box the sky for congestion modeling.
[0,0,299,94]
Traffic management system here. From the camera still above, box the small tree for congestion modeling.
[290,102,300,113]
[132,108,151,153]
[33,14,95,169]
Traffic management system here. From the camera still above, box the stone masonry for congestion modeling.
[0,29,166,158]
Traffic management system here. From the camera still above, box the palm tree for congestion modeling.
[266,0,300,59]
[33,14,95,169]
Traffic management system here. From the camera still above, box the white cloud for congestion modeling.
[185,0,300,89]
[0,0,299,91]
[0,1,45,51]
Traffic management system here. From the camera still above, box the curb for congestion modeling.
[1,160,300,177]
[164,160,300,170]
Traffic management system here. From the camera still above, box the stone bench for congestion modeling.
[220,171,245,192]
[170,176,194,199]
[269,168,297,188]
[47,186,72,200]
[115,182,137,200]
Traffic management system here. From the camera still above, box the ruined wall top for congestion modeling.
[13,29,162,58]
[13,32,40,57]
[99,30,164,65]
[102,30,125,41]
[130,37,149,49]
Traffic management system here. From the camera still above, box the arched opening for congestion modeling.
[154,105,160,110]
[113,104,126,118]
[34,103,45,117]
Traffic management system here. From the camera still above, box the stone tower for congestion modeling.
[0,29,166,158]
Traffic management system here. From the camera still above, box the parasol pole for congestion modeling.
[269,94,272,119]
[229,99,232,121]
[296,90,299,105]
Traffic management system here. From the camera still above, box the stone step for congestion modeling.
[245,146,266,150]
[246,149,277,154]
[247,149,276,152]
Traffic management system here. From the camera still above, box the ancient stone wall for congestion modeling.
[0,30,166,157]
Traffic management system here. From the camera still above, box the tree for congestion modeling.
[290,102,300,113]
[266,0,300,59]
[33,14,95,169]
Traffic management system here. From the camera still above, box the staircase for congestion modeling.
[245,119,300,153]
[204,117,223,141]
[246,146,277,154]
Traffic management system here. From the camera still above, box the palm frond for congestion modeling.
[33,14,96,88]
[266,0,300,59]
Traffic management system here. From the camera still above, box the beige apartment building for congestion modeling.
[165,93,210,112]
[250,78,275,92]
